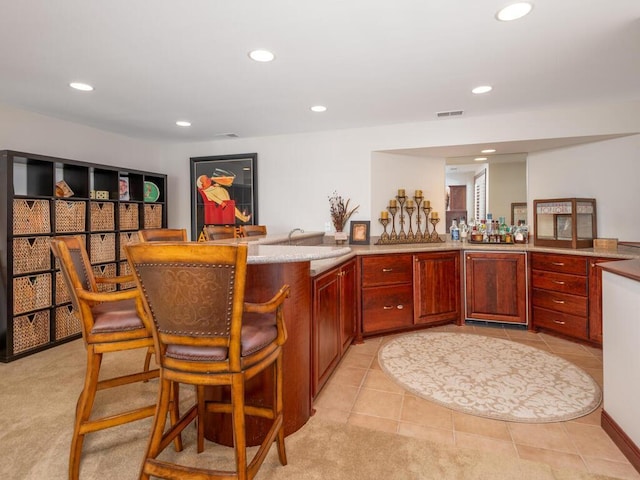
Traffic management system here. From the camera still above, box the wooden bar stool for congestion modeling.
[137,228,188,242]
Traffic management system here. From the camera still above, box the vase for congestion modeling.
[334,231,348,244]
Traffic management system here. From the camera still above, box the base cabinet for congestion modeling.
[465,251,527,324]
[414,251,461,325]
[312,258,356,398]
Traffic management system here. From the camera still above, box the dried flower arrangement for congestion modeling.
[328,191,359,232]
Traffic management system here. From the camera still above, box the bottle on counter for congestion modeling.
[450,219,460,241]
[459,217,468,242]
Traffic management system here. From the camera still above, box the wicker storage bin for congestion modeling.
[90,233,116,264]
[13,199,51,235]
[143,204,163,228]
[90,202,115,231]
[55,270,71,305]
[119,232,139,260]
[93,263,117,292]
[13,274,52,315]
[119,261,137,290]
[13,236,51,275]
[55,200,86,232]
[119,203,139,230]
[13,310,51,354]
[55,305,81,340]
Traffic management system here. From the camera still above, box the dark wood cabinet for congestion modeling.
[312,258,356,397]
[465,251,527,324]
[588,257,622,344]
[1,150,168,362]
[413,251,461,325]
[360,254,414,335]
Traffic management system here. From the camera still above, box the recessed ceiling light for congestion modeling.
[310,105,327,112]
[496,2,533,21]
[176,120,191,127]
[481,149,496,154]
[69,82,94,91]
[472,85,493,94]
[248,49,275,62]
[474,157,488,162]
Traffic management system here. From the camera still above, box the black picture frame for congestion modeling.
[190,153,257,240]
[349,220,370,245]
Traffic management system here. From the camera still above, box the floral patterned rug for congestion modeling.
[378,332,602,423]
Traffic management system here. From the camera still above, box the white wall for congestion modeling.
[2,99,640,241]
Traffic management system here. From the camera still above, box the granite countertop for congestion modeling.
[599,258,640,282]
[247,244,352,264]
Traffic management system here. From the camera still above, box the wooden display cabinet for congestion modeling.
[533,198,597,249]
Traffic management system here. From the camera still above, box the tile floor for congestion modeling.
[313,323,640,480]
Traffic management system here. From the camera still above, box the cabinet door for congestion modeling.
[465,251,527,324]
[588,257,622,345]
[413,251,460,325]
[312,268,341,397]
[339,259,357,353]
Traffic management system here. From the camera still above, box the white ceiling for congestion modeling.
[1,0,639,150]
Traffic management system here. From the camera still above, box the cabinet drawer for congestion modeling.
[361,254,413,287]
[362,285,413,333]
[531,270,587,295]
[532,289,588,317]
[530,253,587,276]
[533,306,588,340]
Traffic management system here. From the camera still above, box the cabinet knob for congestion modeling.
[382,268,393,272]
[552,299,565,304]
[383,305,393,310]
[552,280,565,285]
[552,262,565,266]
[553,320,566,325]
[397,304,404,309]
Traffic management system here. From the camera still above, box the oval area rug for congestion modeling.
[378,332,601,423]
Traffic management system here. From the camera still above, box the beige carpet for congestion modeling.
[379,332,602,423]
[0,338,618,480]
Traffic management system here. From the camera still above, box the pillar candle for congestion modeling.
[380,211,389,219]
[389,199,397,207]
[398,188,405,197]
[424,200,430,208]
[406,199,414,207]
[415,189,422,197]
[431,211,438,219]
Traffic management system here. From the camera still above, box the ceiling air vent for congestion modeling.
[436,110,464,118]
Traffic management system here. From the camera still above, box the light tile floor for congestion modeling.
[313,323,640,480]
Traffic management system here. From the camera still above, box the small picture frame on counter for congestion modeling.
[349,220,370,245]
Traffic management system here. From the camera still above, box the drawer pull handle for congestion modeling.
[552,262,565,266]
[552,280,565,285]
[382,268,393,272]
[383,305,393,310]
[552,299,565,304]
[553,320,566,325]
[397,305,404,310]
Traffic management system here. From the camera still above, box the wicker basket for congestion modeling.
[90,233,116,264]
[13,273,52,315]
[13,310,51,354]
[13,236,51,275]
[55,305,81,340]
[143,204,163,228]
[55,270,71,305]
[90,202,115,231]
[55,200,86,232]
[13,199,51,235]
[93,263,117,292]
[119,203,139,230]
[118,261,137,290]
[119,232,139,260]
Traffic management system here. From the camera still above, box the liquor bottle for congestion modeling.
[450,219,460,241]
[459,217,468,242]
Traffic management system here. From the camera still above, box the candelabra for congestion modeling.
[376,189,443,244]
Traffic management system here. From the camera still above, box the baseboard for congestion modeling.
[601,409,640,473]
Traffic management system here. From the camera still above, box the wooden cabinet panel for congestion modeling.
[532,289,588,317]
[532,307,589,340]
[531,270,587,295]
[339,259,357,353]
[588,257,622,344]
[362,285,414,333]
[361,254,413,287]
[413,251,460,325]
[465,251,527,324]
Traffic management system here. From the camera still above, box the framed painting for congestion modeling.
[190,153,257,241]
[349,220,370,245]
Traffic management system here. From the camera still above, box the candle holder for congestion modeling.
[430,217,443,242]
[379,217,390,242]
[414,196,423,240]
[388,205,398,240]
[405,204,415,239]
[397,195,407,240]
[422,204,432,238]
